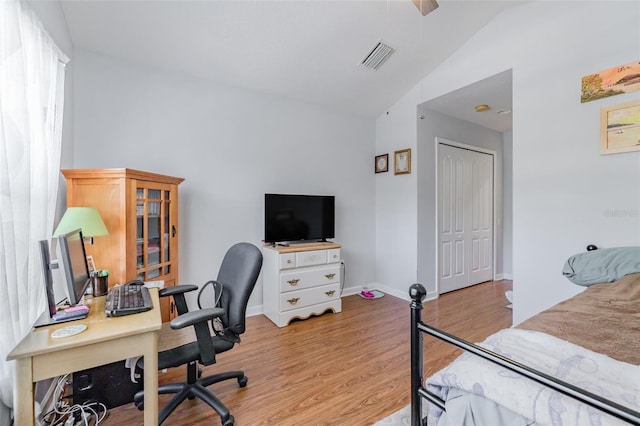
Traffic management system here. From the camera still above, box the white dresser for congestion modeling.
[262,242,342,327]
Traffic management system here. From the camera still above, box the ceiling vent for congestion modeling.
[361,41,395,70]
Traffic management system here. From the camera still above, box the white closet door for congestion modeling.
[439,145,469,293]
[469,150,493,285]
[439,144,493,293]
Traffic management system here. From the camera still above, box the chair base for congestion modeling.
[134,365,247,425]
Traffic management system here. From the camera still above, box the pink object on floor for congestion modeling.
[361,290,374,298]
[358,290,385,299]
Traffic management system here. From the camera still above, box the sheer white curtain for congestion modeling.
[0,0,68,418]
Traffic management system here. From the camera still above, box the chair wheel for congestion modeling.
[222,415,234,426]
[238,376,248,388]
[134,393,144,410]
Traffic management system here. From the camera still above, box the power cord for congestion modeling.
[340,261,346,295]
[40,374,108,426]
[50,399,107,426]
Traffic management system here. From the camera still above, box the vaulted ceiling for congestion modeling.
[59,0,520,126]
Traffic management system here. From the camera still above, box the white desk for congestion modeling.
[7,289,162,425]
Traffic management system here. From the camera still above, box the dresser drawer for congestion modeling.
[280,253,296,269]
[327,248,341,263]
[280,264,340,292]
[296,249,328,267]
[280,283,341,312]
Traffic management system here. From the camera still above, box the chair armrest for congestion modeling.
[170,307,225,330]
[159,284,198,298]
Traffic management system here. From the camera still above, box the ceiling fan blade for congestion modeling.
[412,0,439,16]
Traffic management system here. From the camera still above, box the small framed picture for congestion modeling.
[394,148,411,175]
[86,255,96,273]
[375,154,389,173]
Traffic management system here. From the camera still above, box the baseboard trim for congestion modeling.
[341,286,362,297]
[351,283,438,302]
[247,304,263,317]
[247,283,440,317]
[502,273,513,280]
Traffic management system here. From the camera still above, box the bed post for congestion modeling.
[410,283,427,426]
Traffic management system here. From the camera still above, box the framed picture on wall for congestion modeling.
[600,99,640,155]
[375,154,389,173]
[581,60,640,103]
[394,148,411,175]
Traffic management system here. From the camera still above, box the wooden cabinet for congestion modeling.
[62,168,184,322]
[262,243,342,327]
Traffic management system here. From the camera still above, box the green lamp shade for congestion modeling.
[53,207,109,237]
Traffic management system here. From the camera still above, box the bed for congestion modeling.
[410,247,640,426]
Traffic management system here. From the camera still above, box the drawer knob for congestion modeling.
[287,259,293,264]
[287,297,300,305]
[287,279,300,286]
[325,290,336,297]
[325,273,336,280]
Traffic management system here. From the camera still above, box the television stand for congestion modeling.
[262,242,342,327]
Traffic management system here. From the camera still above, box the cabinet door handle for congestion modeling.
[325,290,336,297]
[287,279,300,286]
[325,273,336,280]
[287,297,300,305]
[172,225,177,238]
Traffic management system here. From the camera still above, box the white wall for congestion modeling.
[502,131,513,279]
[374,88,420,299]
[72,50,376,311]
[376,1,640,324]
[416,109,504,296]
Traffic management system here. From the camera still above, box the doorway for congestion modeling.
[437,139,495,293]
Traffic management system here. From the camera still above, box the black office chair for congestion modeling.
[134,242,263,426]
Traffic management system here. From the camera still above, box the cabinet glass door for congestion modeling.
[136,184,173,281]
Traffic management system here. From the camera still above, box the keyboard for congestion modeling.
[105,284,153,317]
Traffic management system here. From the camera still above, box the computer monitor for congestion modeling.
[39,240,57,318]
[58,228,91,306]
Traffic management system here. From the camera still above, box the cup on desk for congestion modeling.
[92,270,109,297]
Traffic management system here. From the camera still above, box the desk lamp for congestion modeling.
[53,207,109,244]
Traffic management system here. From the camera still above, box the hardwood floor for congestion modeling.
[103,280,512,425]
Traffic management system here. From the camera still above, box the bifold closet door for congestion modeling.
[439,144,493,293]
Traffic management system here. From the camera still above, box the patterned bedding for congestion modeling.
[426,328,639,425]
[423,273,640,426]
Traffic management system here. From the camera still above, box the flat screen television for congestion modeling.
[264,194,335,244]
[58,228,91,306]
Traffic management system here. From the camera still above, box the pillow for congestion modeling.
[562,246,640,286]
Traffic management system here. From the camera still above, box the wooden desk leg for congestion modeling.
[14,357,35,426]
[142,332,159,425]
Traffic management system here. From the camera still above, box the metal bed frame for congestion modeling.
[409,283,640,426]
